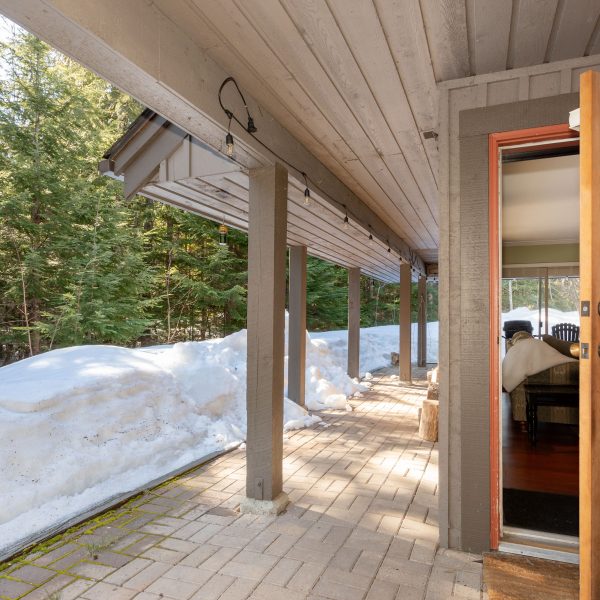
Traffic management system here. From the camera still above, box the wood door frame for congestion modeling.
[488,124,579,550]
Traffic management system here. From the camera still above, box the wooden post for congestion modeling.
[579,69,600,600]
[288,245,307,407]
[418,275,427,368]
[399,262,412,382]
[348,267,361,379]
[242,163,289,515]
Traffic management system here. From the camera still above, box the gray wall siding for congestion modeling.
[438,54,600,552]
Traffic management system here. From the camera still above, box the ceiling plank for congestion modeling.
[420,0,470,81]
[466,0,512,75]
[279,0,438,241]
[507,0,559,69]
[374,0,440,182]
[546,0,600,62]
[326,0,439,229]
[186,0,436,248]
[586,16,600,56]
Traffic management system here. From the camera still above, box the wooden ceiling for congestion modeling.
[150,0,600,265]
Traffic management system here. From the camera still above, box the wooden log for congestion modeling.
[419,399,439,442]
[427,382,439,400]
[391,352,399,366]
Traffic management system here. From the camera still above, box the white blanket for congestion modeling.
[502,337,577,393]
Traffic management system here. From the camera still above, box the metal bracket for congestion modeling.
[581,343,590,359]
[255,478,264,500]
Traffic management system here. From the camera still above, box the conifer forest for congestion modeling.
[0,29,437,365]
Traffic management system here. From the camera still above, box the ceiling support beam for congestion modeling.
[399,262,412,383]
[0,0,424,275]
[288,246,307,408]
[242,163,289,516]
[347,267,361,379]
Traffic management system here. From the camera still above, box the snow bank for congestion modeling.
[501,306,579,332]
[0,319,382,554]
[311,321,439,367]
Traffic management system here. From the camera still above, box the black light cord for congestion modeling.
[219,76,256,133]
[217,76,417,270]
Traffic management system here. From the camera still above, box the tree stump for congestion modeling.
[390,352,399,366]
[427,382,439,400]
[419,399,439,442]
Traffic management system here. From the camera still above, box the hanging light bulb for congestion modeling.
[219,223,229,246]
[225,132,234,157]
[387,246,391,253]
[343,214,349,230]
[304,187,311,206]
[368,233,374,245]
[301,172,311,206]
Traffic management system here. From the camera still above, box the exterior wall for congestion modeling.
[438,55,600,552]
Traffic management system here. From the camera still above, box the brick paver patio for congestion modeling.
[0,368,486,600]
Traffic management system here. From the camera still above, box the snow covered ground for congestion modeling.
[0,318,425,556]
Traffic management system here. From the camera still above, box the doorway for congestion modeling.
[488,125,580,556]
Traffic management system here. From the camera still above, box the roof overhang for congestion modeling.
[101,111,424,282]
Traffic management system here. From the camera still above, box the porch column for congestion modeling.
[288,245,307,407]
[241,163,289,515]
[399,262,412,382]
[347,267,361,379]
[417,275,427,368]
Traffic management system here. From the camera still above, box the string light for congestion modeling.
[219,222,229,246]
[225,112,234,157]
[225,132,234,157]
[217,76,422,273]
[302,172,311,206]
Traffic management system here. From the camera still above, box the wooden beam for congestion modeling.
[579,68,600,600]
[399,263,412,382]
[288,245,307,407]
[243,163,288,514]
[418,275,427,368]
[347,267,361,379]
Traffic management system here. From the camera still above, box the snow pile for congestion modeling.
[0,321,378,554]
[310,321,439,367]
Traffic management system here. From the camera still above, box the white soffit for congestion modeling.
[502,154,579,245]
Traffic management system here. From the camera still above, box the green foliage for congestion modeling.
[501,276,579,313]
[0,26,437,365]
[0,29,248,362]
[305,257,348,330]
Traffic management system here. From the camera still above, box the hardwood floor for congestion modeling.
[502,393,579,496]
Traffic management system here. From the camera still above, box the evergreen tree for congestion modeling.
[0,29,150,358]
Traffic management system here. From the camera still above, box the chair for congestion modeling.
[551,322,580,342]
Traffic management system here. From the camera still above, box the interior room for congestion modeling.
[501,147,580,542]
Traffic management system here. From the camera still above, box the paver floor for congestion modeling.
[1,368,487,600]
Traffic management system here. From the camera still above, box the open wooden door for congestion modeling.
[579,69,600,600]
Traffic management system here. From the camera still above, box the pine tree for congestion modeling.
[0,29,151,358]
